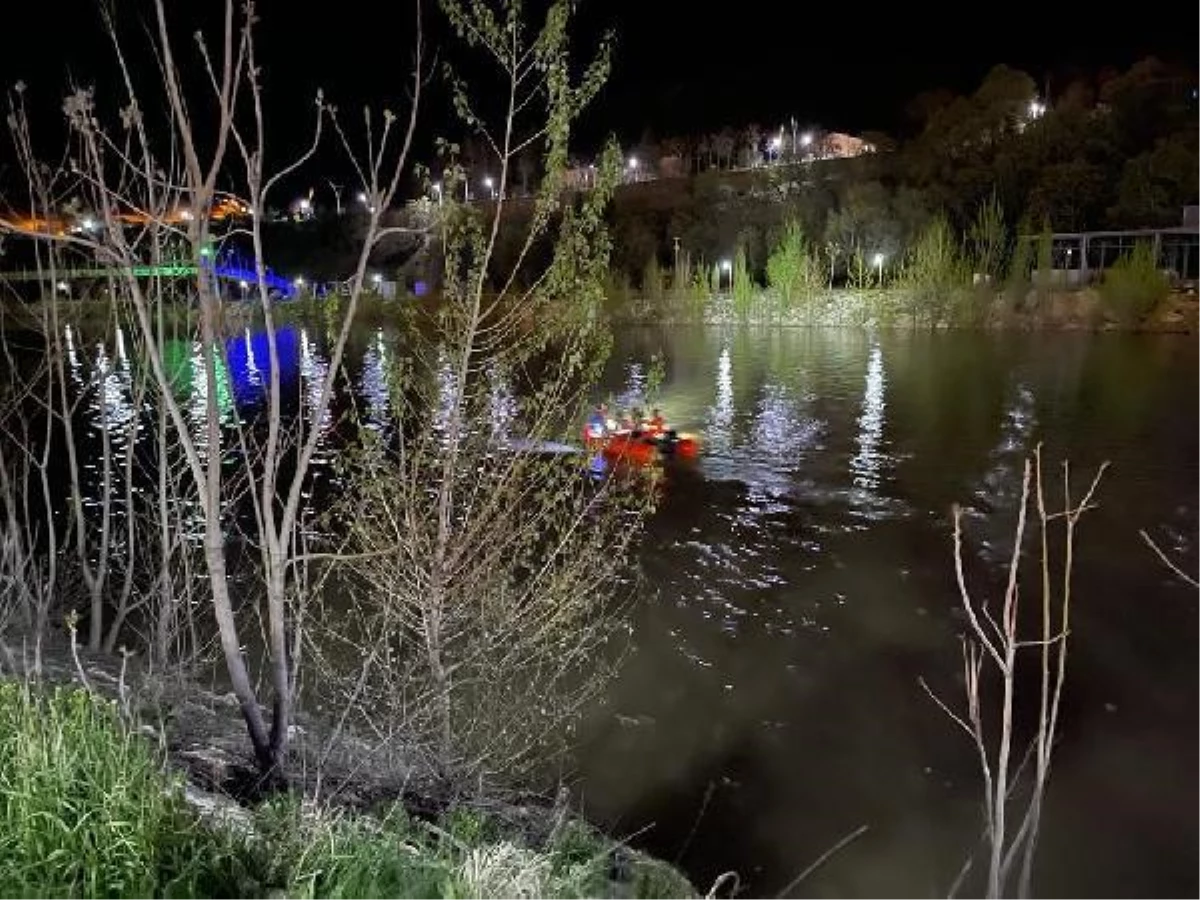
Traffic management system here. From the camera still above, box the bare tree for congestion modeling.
[1,0,423,777]
[322,0,656,787]
[923,446,1107,898]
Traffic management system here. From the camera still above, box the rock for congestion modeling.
[183,784,253,835]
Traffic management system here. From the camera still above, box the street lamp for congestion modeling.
[627,156,639,181]
[238,278,249,300]
[872,252,886,285]
[432,181,443,204]
[483,176,495,200]
[371,272,383,287]
[720,258,732,293]
[293,276,306,290]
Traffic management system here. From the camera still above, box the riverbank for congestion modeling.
[0,640,695,898]
[608,286,1199,333]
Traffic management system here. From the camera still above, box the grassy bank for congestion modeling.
[0,682,694,899]
[606,285,1199,332]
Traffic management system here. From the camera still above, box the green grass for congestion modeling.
[0,683,694,898]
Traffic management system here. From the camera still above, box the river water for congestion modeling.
[575,326,1197,898]
[32,322,1199,897]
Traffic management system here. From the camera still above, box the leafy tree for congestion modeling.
[766,221,820,310]
[1109,130,1200,226]
[899,215,968,322]
[1027,160,1108,232]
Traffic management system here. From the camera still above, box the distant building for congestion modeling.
[818,132,872,159]
[658,155,685,179]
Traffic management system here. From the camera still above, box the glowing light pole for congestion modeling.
[873,252,886,286]
[483,176,496,200]
[720,258,732,293]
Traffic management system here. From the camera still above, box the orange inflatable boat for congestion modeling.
[584,429,700,466]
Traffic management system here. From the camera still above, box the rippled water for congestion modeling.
[29,322,1199,897]
[575,326,1198,898]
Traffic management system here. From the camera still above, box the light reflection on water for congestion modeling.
[849,342,886,491]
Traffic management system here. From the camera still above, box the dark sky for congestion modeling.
[1,0,1196,173]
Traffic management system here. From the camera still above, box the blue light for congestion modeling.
[224,326,300,408]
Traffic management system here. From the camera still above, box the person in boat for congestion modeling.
[585,403,609,441]
[630,408,646,437]
[645,408,666,436]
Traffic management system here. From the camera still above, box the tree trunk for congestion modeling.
[205,537,275,770]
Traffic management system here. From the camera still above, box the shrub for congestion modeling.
[1100,241,1169,326]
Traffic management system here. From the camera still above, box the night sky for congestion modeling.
[0,0,1196,170]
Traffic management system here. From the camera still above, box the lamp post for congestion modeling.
[769,134,782,165]
[483,176,495,200]
[432,181,443,205]
[872,252,886,286]
[720,258,732,293]
[627,156,639,182]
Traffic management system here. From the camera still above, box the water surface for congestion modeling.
[37,321,1199,897]
[575,326,1197,898]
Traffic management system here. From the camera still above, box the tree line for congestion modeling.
[602,59,1197,289]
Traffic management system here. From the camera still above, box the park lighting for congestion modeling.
[357,192,368,205]
[483,176,496,199]
[293,276,305,288]
[432,181,443,202]
[873,252,886,283]
[56,281,69,293]
[80,216,96,231]
[628,156,639,170]
[371,272,382,285]
[800,132,813,148]
[238,279,249,290]
[719,258,732,292]
[1028,99,1046,119]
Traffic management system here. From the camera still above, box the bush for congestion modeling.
[1100,241,1169,326]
